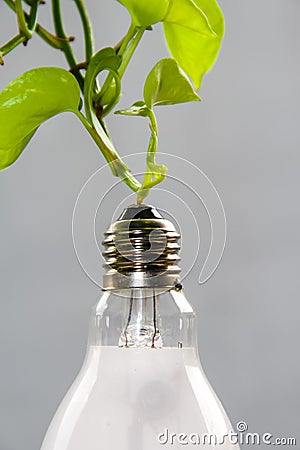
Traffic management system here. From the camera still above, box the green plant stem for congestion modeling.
[0,0,39,62]
[27,0,39,31]
[37,26,75,49]
[73,0,93,62]
[3,0,74,50]
[76,112,141,192]
[0,34,26,63]
[142,109,158,190]
[15,0,32,39]
[95,23,145,116]
[69,61,88,74]
[51,0,84,89]
[81,24,146,194]
[118,25,146,78]
[137,109,166,203]
[51,0,76,66]
[102,70,121,117]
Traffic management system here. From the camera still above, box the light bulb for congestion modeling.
[41,205,239,450]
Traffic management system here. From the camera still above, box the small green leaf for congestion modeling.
[115,101,150,117]
[0,67,80,170]
[163,0,224,89]
[143,58,200,108]
[117,0,169,26]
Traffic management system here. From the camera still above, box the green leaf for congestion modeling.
[0,67,80,170]
[115,101,150,117]
[117,0,169,26]
[143,58,200,108]
[163,0,224,89]
[164,0,215,35]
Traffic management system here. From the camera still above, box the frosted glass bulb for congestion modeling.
[41,205,239,450]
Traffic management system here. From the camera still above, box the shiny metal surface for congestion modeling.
[102,204,181,289]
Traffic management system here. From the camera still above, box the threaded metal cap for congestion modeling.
[102,204,181,289]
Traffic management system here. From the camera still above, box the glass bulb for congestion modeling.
[41,287,239,450]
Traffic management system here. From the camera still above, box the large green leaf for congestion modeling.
[117,0,169,26]
[143,58,200,108]
[0,67,80,170]
[164,0,214,35]
[163,0,224,89]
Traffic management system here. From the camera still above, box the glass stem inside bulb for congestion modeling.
[152,289,157,347]
[119,288,162,349]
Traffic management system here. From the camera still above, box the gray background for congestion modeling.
[1,0,299,448]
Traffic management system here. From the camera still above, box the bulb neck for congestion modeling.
[102,204,181,290]
[91,286,196,349]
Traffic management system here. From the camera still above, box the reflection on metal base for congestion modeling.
[102,204,181,290]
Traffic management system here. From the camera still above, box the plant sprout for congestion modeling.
[0,0,224,203]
